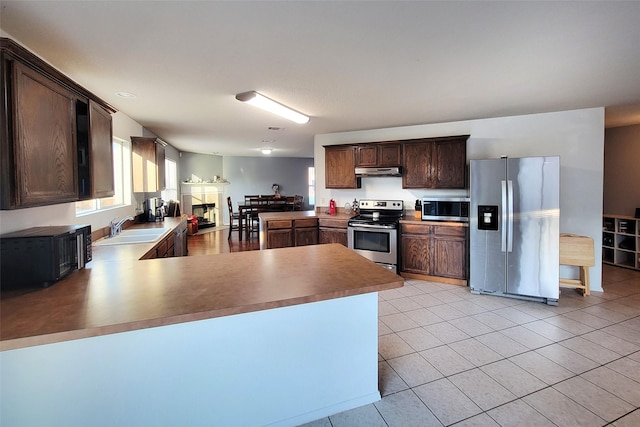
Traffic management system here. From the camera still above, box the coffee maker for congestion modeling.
[144,197,165,222]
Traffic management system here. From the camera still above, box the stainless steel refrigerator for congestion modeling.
[470,156,560,305]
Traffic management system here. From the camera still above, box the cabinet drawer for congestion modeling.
[318,218,348,229]
[295,218,318,228]
[434,225,467,238]
[267,220,293,229]
[401,223,433,235]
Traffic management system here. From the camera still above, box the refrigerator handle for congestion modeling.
[501,180,507,252]
[507,180,514,252]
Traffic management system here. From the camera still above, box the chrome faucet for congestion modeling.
[109,216,134,237]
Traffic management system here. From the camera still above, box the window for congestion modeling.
[308,167,315,206]
[75,137,131,215]
[162,158,178,202]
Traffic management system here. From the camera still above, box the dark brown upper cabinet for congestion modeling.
[1,60,78,208]
[324,145,361,189]
[355,143,401,167]
[0,38,116,210]
[78,100,114,200]
[131,137,166,193]
[402,135,468,189]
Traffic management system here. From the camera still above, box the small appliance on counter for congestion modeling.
[414,199,422,219]
[421,197,469,222]
[328,199,337,215]
[0,225,92,289]
[144,197,165,222]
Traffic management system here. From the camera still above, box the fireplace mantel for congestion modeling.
[181,183,226,227]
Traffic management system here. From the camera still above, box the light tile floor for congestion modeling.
[301,265,640,426]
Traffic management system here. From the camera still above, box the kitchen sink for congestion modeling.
[114,228,167,236]
[94,228,170,246]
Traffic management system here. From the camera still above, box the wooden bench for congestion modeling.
[559,233,595,296]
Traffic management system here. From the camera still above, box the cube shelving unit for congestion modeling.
[602,215,640,270]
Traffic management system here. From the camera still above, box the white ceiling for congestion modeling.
[2,1,640,158]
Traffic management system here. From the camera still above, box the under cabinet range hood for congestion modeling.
[354,166,402,177]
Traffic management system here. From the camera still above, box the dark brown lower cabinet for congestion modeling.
[318,218,349,247]
[433,234,467,279]
[295,226,318,246]
[267,228,294,249]
[400,222,468,285]
[140,220,187,260]
[401,223,432,275]
[264,218,319,249]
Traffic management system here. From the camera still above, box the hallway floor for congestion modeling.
[188,230,640,426]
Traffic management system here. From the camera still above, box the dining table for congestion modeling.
[237,196,296,240]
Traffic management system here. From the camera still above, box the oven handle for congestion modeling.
[348,223,397,230]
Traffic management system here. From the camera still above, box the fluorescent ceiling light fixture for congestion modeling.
[116,91,136,98]
[236,91,309,124]
[261,148,272,155]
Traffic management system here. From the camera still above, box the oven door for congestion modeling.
[347,223,397,268]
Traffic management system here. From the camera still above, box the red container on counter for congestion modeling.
[329,199,336,215]
[188,215,198,234]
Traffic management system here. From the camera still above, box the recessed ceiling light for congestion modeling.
[261,148,272,155]
[116,91,136,98]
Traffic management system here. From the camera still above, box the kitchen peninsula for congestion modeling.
[1,219,403,427]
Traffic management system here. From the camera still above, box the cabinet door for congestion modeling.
[295,227,318,246]
[132,137,160,192]
[10,61,78,207]
[267,229,294,249]
[325,145,360,189]
[355,143,401,167]
[402,141,432,188]
[156,143,165,191]
[379,143,401,167]
[433,139,466,188]
[356,145,377,167]
[319,228,348,246]
[88,100,114,198]
[433,236,467,279]
[401,234,432,275]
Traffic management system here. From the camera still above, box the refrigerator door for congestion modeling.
[470,159,507,294]
[506,157,560,300]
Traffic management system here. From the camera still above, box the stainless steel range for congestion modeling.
[348,199,404,273]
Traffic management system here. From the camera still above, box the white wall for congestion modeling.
[603,124,640,216]
[222,156,315,224]
[0,112,142,235]
[315,108,605,291]
[1,293,380,427]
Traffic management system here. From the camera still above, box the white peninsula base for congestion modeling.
[1,293,380,426]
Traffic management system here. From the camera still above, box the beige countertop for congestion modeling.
[400,217,470,227]
[259,210,470,227]
[0,218,403,350]
[258,210,354,221]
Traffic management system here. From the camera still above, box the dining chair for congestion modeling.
[284,196,295,211]
[245,195,260,204]
[227,197,240,240]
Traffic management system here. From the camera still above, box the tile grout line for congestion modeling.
[376,282,640,426]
